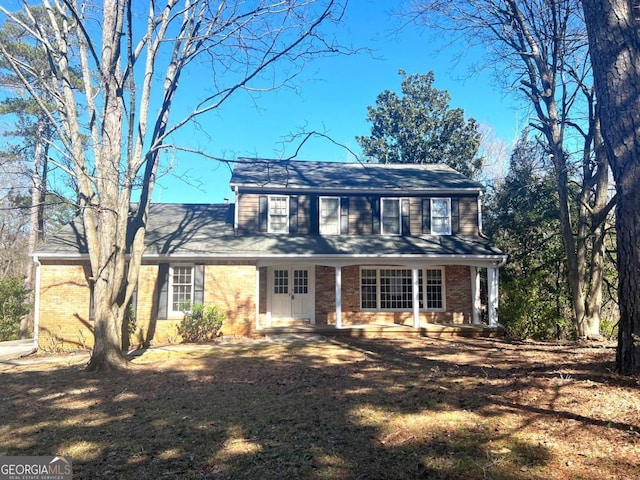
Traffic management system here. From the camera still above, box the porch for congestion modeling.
[258,322,504,339]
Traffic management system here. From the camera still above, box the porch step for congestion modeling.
[269,319,311,327]
[259,323,504,339]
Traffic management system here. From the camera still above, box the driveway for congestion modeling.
[0,339,36,361]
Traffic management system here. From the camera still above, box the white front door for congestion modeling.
[268,266,315,324]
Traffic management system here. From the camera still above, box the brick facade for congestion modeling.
[37,260,475,350]
[37,261,258,350]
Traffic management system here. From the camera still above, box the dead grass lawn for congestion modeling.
[1,336,639,479]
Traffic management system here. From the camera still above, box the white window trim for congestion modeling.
[268,195,289,233]
[319,196,341,235]
[169,264,195,316]
[381,198,402,235]
[431,198,452,235]
[359,266,446,312]
[424,266,446,312]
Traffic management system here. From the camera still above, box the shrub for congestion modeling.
[0,277,31,341]
[177,303,225,343]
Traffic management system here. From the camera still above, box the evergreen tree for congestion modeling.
[356,70,482,178]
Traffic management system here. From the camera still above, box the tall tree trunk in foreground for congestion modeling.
[408,0,613,338]
[582,0,640,373]
[22,116,49,339]
[0,0,346,372]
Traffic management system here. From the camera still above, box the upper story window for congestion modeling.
[170,264,194,314]
[381,198,401,235]
[431,198,451,235]
[268,195,289,233]
[319,197,340,235]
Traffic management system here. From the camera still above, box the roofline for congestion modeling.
[229,185,484,195]
[33,252,507,266]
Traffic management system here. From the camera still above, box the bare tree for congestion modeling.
[581,0,640,373]
[405,0,614,338]
[0,0,348,372]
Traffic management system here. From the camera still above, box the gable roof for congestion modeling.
[230,158,484,194]
[34,203,504,263]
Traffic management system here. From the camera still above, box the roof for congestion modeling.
[229,158,484,193]
[35,203,504,264]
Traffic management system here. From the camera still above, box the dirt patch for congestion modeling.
[0,336,638,479]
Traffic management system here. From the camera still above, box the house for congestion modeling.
[32,159,506,349]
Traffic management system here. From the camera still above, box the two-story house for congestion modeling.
[33,159,506,349]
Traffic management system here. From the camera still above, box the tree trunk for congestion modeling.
[21,117,48,339]
[86,278,128,372]
[85,0,129,372]
[582,0,640,373]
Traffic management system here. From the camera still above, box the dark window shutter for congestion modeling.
[422,198,431,234]
[401,199,410,235]
[194,264,205,305]
[130,284,138,317]
[451,198,460,234]
[371,197,380,234]
[340,197,349,234]
[258,196,268,232]
[310,195,319,235]
[157,263,169,320]
[89,284,95,321]
[289,196,298,234]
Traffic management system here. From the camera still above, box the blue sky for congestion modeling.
[153,1,523,204]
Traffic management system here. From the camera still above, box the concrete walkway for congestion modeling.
[0,338,37,361]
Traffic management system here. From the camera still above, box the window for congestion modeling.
[170,265,194,313]
[273,269,289,294]
[380,268,413,309]
[425,268,444,310]
[361,269,377,309]
[360,267,445,311]
[381,198,401,235]
[431,198,451,235]
[319,197,340,234]
[294,269,308,294]
[268,195,289,233]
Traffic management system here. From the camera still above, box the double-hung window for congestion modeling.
[268,195,289,233]
[319,197,340,235]
[381,198,401,235]
[431,198,452,235]
[360,267,445,311]
[170,264,194,313]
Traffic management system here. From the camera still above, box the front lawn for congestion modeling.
[1,337,638,479]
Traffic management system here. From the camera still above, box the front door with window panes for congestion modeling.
[268,266,315,323]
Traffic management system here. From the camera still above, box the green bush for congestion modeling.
[177,303,225,343]
[0,277,31,341]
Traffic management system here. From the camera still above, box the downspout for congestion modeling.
[234,186,239,232]
[477,191,484,235]
[32,255,41,351]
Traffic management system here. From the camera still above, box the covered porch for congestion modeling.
[253,255,506,333]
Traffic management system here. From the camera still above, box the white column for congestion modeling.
[335,266,342,329]
[255,267,261,330]
[471,266,481,325]
[488,266,499,327]
[412,267,420,328]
